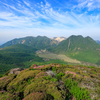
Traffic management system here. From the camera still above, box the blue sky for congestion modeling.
[0,0,100,44]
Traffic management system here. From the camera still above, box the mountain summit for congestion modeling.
[51,37,66,43]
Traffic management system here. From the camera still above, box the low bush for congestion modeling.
[56,72,64,80]
[43,76,57,82]
[64,79,90,100]
[0,74,3,78]
[27,77,34,84]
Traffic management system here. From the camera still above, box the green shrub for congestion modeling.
[43,76,57,82]
[64,79,90,100]
[27,77,34,84]
[30,69,36,71]
[56,72,64,80]
[50,78,57,82]
[43,76,51,80]
[98,89,100,94]
[0,74,3,78]
[52,67,56,72]
[93,71,97,75]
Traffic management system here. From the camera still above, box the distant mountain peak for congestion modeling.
[51,37,66,43]
[95,40,100,44]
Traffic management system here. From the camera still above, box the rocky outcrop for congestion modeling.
[51,37,66,43]
[9,68,25,75]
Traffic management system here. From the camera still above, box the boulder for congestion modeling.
[9,68,24,75]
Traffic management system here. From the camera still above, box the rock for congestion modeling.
[46,70,55,77]
[9,68,24,75]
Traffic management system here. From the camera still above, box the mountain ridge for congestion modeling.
[1,35,100,65]
[49,35,100,64]
[0,36,57,49]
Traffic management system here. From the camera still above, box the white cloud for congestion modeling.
[23,0,30,7]
[0,0,100,43]
[0,0,100,29]
[75,0,100,11]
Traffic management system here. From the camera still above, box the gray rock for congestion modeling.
[9,68,24,75]
[46,70,55,77]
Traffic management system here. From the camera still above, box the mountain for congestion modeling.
[51,37,66,43]
[50,35,100,64]
[95,40,100,44]
[0,63,100,100]
[0,36,57,49]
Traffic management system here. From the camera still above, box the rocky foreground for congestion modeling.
[0,64,100,100]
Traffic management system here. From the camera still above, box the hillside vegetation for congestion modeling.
[0,63,100,100]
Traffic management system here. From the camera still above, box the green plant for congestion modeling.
[0,74,3,78]
[43,75,51,80]
[50,78,57,82]
[93,71,97,75]
[27,77,34,84]
[56,72,64,80]
[52,67,56,72]
[98,89,100,94]
[31,69,36,71]
[43,76,57,82]
[64,79,90,100]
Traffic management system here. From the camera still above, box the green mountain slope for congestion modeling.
[2,44,37,53]
[50,35,100,64]
[0,36,34,48]
[0,44,44,74]
[0,36,57,49]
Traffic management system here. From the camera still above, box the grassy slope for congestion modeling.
[0,64,100,100]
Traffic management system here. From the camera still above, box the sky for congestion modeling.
[0,0,100,44]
